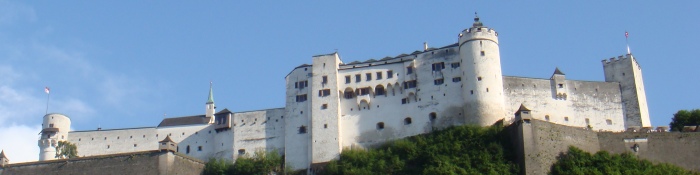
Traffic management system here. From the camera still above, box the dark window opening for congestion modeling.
[299,126,307,134]
[452,77,462,82]
[429,112,437,121]
[322,76,328,84]
[434,79,444,85]
[403,80,417,89]
[198,146,203,151]
[558,84,563,88]
[238,149,246,155]
[321,104,328,109]
[186,145,190,154]
[404,117,412,125]
[480,51,485,56]
[344,91,354,99]
[355,74,361,82]
[431,62,445,71]
[376,86,385,96]
[387,70,394,78]
[359,88,371,96]
[451,62,461,68]
[324,124,328,128]
[401,98,408,104]
[477,77,482,81]
[564,117,569,122]
[376,72,382,80]
[407,67,413,74]
[377,122,385,130]
[545,115,550,121]
[366,73,372,81]
[296,80,308,89]
[345,76,351,84]
[296,94,308,102]
[470,90,474,94]
[319,89,331,97]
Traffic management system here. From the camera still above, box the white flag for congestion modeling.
[45,87,50,94]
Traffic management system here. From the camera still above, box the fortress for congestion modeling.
[2,16,670,174]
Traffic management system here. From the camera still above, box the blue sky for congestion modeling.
[1,1,698,162]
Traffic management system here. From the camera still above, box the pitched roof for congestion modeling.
[553,67,565,75]
[207,82,214,104]
[215,108,231,114]
[159,136,175,143]
[516,104,530,113]
[157,115,210,127]
[0,150,6,158]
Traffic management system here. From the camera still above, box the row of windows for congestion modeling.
[543,115,614,125]
[345,70,394,83]
[76,131,214,142]
[296,113,439,133]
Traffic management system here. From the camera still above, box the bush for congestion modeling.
[550,146,699,175]
[322,124,519,175]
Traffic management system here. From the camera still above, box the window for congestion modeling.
[107,145,110,149]
[186,145,190,154]
[322,76,328,84]
[606,119,613,125]
[376,86,385,96]
[49,124,54,127]
[403,80,417,89]
[429,112,437,121]
[558,84,564,88]
[477,77,482,81]
[324,124,328,128]
[366,73,372,81]
[387,70,393,78]
[432,62,445,71]
[296,80,308,89]
[198,146,203,151]
[344,91,354,99]
[434,79,444,85]
[480,51,485,56]
[355,74,361,82]
[134,144,138,147]
[299,126,307,134]
[319,89,331,97]
[377,122,385,130]
[404,117,412,125]
[564,117,569,122]
[401,98,408,104]
[452,77,462,82]
[545,115,550,121]
[296,94,308,102]
[321,104,328,109]
[345,76,351,84]
[359,88,371,95]
[407,67,413,74]
[451,62,460,68]
[238,149,246,155]
[376,72,382,80]
[585,118,590,125]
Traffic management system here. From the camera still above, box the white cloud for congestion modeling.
[0,124,41,163]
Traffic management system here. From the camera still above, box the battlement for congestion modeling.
[601,54,632,64]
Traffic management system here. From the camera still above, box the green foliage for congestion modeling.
[55,140,78,159]
[322,124,519,175]
[550,146,699,175]
[203,150,295,175]
[670,109,700,131]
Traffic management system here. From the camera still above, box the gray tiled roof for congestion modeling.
[157,115,210,127]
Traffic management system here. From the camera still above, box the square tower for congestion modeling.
[602,54,651,128]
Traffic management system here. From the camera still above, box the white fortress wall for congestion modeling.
[310,54,342,164]
[284,65,313,170]
[503,76,625,131]
[68,127,157,157]
[156,124,214,160]
[231,108,286,159]
[338,46,466,149]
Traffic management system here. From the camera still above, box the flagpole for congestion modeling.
[46,90,50,114]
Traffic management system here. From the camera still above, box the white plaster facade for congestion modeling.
[36,16,651,171]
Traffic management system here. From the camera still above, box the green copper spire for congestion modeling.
[207,81,214,104]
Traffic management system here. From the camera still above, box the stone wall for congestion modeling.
[598,132,700,172]
[0,151,203,175]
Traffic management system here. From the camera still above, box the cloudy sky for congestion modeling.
[1,1,698,163]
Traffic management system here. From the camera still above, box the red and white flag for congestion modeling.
[45,87,50,94]
[625,31,629,38]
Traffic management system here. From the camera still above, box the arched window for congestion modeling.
[343,87,354,99]
[429,112,437,122]
[375,85,385,96]
[377,122,385,130]
[404,117,412,125]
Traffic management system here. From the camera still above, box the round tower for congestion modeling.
[459,14,507,126]
[38,113,71,161]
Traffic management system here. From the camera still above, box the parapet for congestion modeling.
[601,54,632,64]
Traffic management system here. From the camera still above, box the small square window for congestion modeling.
[480,51,485,56]
[407,67,413,74]
[198,146,203,151]
[376,72,382,80]
[451,62,460,68]
[345,76,351,84]
[564,117,569,122]
[322,76,328,84]
[321,104,328,109]
[299,126,307,134]
[324,124,328,128]
[477,77,482,81]
[366,73,372,81]
[355,74,361,82]
[238,149,246,155]
[434,79,444,85]
[387,70,393,78]
[377,122,385,130]
[558,84,564,88]
[606,119,613,125]
[452,77,462,82]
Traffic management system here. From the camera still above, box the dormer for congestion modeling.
[158,136,177,153]
[550,67,567,100]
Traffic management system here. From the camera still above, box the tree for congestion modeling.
[55,140,78,159]
[551,146,698,175]
[669,109,700,132]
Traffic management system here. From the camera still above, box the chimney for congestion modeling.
[423,42,428,51]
